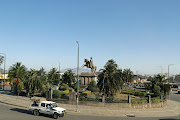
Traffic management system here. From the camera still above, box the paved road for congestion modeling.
[0,103,179,120]
[169,90,180,103]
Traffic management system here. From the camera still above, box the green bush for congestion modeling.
[53,90,62,98]
[153,85,162,97]
[147,93,154,96]
[79,97,97,101]
[59,83,70,91]
[53,90,67,99]
[132,99,147,104]
[151,98,161,103]
[87,80,99,92]
[73,84,81,92]
[63,89,74,94]
[121,89,147,97]
[81,90,91,97]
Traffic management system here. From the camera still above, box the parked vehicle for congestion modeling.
[29,101,67,119]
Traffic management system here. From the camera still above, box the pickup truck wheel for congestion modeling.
[33,110,39,116]
[53,113,58,119]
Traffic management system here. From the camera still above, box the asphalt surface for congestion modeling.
[0,103,179,120]
[169,90,180,103]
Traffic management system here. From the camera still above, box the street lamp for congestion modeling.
[58,61,60,73]
[76,41,79,112]
[0,53,6,90]
[168,64,174,83]
[158,66,163,75]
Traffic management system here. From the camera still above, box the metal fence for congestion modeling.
[105,97,128,103]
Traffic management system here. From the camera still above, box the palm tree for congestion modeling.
[8,62,27,93]
[122,68,134,89]
[97,59,122,97]
[24,69,42,96]
[62,69,75,87]
[48,68,60,85]
[37,67,47,85]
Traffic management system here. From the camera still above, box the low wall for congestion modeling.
[131,101,167,109]
[51,99,166,109]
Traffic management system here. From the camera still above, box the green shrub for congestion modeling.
[138,92,146,97]
[63,89,74,94]
[87,80,99,92]
[132,99,147,104]
[147,93,154,96]
[59,83,70,91]
[153,85,162,97]
[73,84,81,92]
[81,90,91,97]
[151,98,161,103]
[79,97,97,101]
[53,90,62,98]
[121,89,147,97]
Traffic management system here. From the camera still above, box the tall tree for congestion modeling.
[8,62,27,93]
[48,68,60,85]
[122,68,134,88]
[24,69,42,95]
[37,67,47,85]
[97,59,123,96]
[62,69,75,87]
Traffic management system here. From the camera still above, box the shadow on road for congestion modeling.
[10,108,32,115]
[10,108,53,118]
[159,118,177,120]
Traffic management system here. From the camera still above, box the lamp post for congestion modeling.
[58,61,60,73]
[168,64,174,83]
[0,53,6,90]
[76,41,79,112]
[158,66,163,75]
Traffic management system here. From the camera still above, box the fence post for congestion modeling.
[128,95,131,104]
[102,95,105,103]
[160,95,163,107]
[69,88,73,101]
[148,95,151,108]
[49,88,52,100]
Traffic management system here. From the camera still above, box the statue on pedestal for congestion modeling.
[82,57,97,73]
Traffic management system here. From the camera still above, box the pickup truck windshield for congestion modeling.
[51,103,57,108]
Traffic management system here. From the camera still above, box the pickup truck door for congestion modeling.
[39,103,46,113]
[45,104,52,115]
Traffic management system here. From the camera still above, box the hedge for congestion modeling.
[121,89,154,97]
[80,90,91,97]
[151,98,161,103]
[53,90,66,99]
[131,99,147,104]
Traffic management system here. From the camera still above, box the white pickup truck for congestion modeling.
[29,101,67,119]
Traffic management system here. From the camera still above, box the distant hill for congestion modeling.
[61,68,91,75]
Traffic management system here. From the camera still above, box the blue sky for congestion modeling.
[0,0,180,75]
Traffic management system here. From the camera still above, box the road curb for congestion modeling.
[0,100,29,109]
[0,99,179,118]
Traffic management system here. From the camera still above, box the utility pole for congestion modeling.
[168,64,174,84]
[0,53,6,90]
[58,61,60,73]
[159,66,163,75]
[76,41,79,112]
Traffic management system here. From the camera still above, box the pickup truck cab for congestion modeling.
[29,101,67,119]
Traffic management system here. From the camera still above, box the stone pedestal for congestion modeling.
[79,73,98,86]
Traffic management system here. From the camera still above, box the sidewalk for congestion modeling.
[0,90,180,117]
